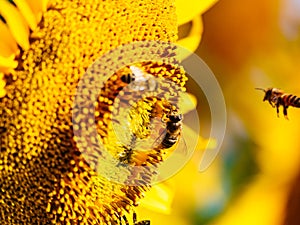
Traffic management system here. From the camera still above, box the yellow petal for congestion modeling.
[13,0,38,30]
[0,89,6,98]
[139,182,175,214]
[0,21,19,57]
[0,0,30,50]
[175,0,218,25]
[26,0,49,22]
[0,78,5,88]
[177,16,203,60]
[0,73,6,98]
[178,92,197,114]
[0,55,18,73]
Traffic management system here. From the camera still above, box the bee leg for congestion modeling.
[269,100,275,108]
[283,106,289,120]
[276,103,280,118]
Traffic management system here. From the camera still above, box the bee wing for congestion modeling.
[130,65,145,81]
[129,65,159,92]
[150,129,166,150]
[111,117,132,146]
[130,65,155,81]
[131,127,163,151]
[171,134,188,156]
[148,129,188,156]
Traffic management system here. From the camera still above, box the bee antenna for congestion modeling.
[255,87,266,92]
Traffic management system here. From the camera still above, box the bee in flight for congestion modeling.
[120,65,157,92]
[256,87,300,119]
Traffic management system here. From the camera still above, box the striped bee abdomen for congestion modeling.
[283,94,300,108]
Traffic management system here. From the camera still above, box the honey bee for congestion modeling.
[153,109,187,154]
[256,87,300,119]
[121,212,150,225]
[120,66,157,92]
[117,109,186,165]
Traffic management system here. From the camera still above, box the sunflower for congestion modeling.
[0,0,218,224]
